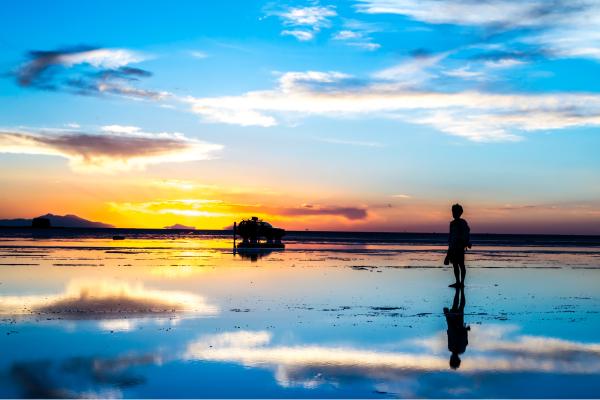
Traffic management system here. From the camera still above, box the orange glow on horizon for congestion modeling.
[0,176,599,234]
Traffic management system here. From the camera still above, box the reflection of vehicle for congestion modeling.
[234,217,285,249]
[235,248,275,262]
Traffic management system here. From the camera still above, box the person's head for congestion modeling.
[449,353,462,369]
[451,203,463,219]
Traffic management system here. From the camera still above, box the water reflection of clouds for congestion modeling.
[184,326,600,393]
[98,315,183,332]
[8,353,162,399]
[439,323,600,370]
[0,278,218,316]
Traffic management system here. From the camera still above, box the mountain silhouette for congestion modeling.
[0,213,113,228]
[164,223,196,230]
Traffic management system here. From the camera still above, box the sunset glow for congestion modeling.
[1,1,599,234]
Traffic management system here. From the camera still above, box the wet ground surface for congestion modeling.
[1,237,600,398]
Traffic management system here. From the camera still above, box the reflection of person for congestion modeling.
[444,286,469,369]
[444,203,471,287]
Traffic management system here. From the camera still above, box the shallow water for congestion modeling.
[1,234,600,398]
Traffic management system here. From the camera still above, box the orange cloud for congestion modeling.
[0,127,222,172]
[109,198,369,224]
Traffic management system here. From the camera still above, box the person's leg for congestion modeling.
[452,287,460,310]
[459,262,466,285]
[453,262,460,284]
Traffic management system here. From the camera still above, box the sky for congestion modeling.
[0,0,599,234]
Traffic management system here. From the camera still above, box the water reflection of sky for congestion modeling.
[1,237,600,398]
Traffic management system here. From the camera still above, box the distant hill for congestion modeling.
[0,213,114,228]
[164,223,196,230]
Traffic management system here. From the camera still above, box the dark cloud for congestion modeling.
[230,203,369,220]
[13,45,163,99]
[409,48,433,58]
[278,204,369,220]
[98,66,153,80]
[288,74,368,93]
[9,360,71,399]
[16,45,97,87]
[0,129,222,172]
[99,84,166,100]
[9,354,160,398]
[359,0,600,63]
[508,0,586,29]
[35,290,185,314]
[4,130,182,158]
[470,48,550,63]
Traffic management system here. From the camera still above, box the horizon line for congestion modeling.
[1,225,599,237]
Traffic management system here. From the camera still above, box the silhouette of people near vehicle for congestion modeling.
[444,203,471,287]
[444,286,469,370]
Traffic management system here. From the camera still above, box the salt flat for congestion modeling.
[1,234,599,398]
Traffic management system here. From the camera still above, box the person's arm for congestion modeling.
[465,221,472,249]
[444,222,452,264]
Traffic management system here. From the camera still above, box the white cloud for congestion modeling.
[183,67,600,141]
[191,104,277,127]
[349,42,381,50]
[356,0,548,27]
[381,48,526,84]
[272,5,337,41]
[332,32,381,50]
[332,20,382,51]
[484,58,526,69]
[281,29,315,41]
[101,124,142,134]
[334,30,362,40]
[413,110,522,142]
[443,66,487,80]
[278,6,336,28]
[57,48,146,69]
[189,50,208,59]
[356,0,600,61]
[373,53,447,85]
[278,70,352,92]
[525,20,600,60]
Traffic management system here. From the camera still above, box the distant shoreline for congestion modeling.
[1,226,599,247]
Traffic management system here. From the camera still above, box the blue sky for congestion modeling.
[0,0,599,233]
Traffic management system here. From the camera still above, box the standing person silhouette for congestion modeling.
[444,286,469,369]
[444,203,471,288]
